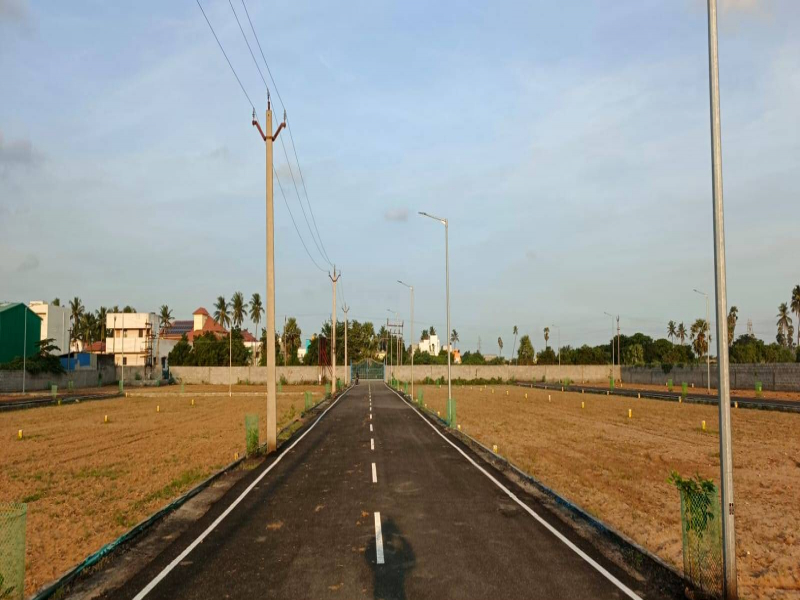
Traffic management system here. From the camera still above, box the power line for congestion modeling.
[195,0,258,115]
[275,171,327,273]
[239,0,334,267]
[227,0,271,95]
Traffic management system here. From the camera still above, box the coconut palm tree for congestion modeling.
[231,292,246,329]
[52,298,60,306]
[249,293,264,362]
[667,320,677,344]
[155,305,173,371]
[214,296,230,329]
[69,297,84,352]
[284,317,302,364]
[726,306,738,346]
[497,336,503,358]
[791,285,800,347]
[690,318,709,358]
[96,307,108,350]
[511,325,519,365]
[420,328,429,341]
[677,322,687,346]
[543,327,550,349]
[429,325,436,337]
[776,302,792,347]
[450,329,459,350]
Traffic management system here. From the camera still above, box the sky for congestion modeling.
[1,0,798,355]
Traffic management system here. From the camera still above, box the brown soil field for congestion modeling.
[0,385,121,403]
[417,384,800,600]
[600,381,800,403]
[0,384,324,595]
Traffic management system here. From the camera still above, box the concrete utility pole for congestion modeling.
[617,316,621,377]
[121,312,125,393]
[604,312,615,376]
[252,96,286,453]
[22,305,27,394]
[329,267,340,391]
[342,304,349,385]
[398,280,414,399]
[706,1,737,595]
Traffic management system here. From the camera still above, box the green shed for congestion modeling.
[0,303,42,364]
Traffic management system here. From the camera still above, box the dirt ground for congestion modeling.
[601,381,800,403]
[0,385,121,403]
[418,384,799,600]
[0,384,325,595]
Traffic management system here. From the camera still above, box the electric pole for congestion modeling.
[342,303,349,385]
[329,267,340,391]
[617,315,621,378]
[252,95,286,453]
[707,0,737,595]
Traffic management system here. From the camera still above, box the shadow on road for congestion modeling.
[365,517,416,600]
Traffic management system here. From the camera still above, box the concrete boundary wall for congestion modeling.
[170,366,329,385]
[622,363,800,392]
[0,365,117,393]
[384,364,618,383]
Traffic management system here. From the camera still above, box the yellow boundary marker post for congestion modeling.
[548,394,551,402]
[157,405,160,413]
[702,420,706,431]
[104,415,109,424]
[492,444,498,454]
[18,429,23,440]
[581,401,585,409]
[734,401,738,409]
[191,398,195,407]
[628,408,632,419]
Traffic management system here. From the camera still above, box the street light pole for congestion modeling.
[604,312,615,378]
[398,280,414,400]
[706,1,737,594]
[419,211,452,425]
[343,304,349,386]
[694,289,711,392]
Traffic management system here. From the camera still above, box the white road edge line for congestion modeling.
[385,384,643,600]
[370,424,373,432]
[374,512,385,564]
[371,438,375,450]
[371,462,377,483]
[132,387,353,600]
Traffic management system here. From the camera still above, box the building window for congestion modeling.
[122,357,127,366]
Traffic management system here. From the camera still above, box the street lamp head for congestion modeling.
[419,211,446,225]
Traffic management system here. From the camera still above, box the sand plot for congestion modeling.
[417,384,800,600]
[0,384,324,595]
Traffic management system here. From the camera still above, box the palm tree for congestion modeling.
[726,306,738,346]
[52,298,60,306]
[677,322,687,345]
[122,306,136,313]
[690,318,709,358]
[96,307,108,350]
[776,302,792,347]
[420,328,429,341]
[429,325,436,337]
[511,325,518,365]
[249,293,264,362]
[214,296,230,329]
[155,305,173,371]
[497,336,503,358]
[667,320,677,344]
[791,285,800,347]
[543,327,550,349]
[231,292,246,329]
[450,329,459,350]
[284,317,302,365]
[69,297,84,352]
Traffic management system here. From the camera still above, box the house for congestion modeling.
[418,334,442,355]
[0,303,42,363]
[28,301,70,354]
[105,312,157,367]
[163,307,259,362]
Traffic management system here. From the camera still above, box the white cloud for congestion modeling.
[384,207,408,222]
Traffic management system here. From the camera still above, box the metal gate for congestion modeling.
[351,359,384,381]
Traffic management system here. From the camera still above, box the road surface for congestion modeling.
[99,382,667,600]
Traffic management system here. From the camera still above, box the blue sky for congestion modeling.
[1,0,798,354]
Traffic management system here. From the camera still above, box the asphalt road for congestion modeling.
[99,382,666,600]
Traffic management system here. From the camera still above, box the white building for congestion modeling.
[106,312,157,367]
[418,334,442,355]
[28,301,70,354]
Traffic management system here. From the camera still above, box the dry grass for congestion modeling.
[418,384,800,600]
[0,384,324,594]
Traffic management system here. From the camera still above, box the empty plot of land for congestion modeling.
[600,381,800,403]
[418,384,799,600]
[0,384,323,595]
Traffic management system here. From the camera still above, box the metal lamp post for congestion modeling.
[398,280,414,400]
[604,312,615,374]
[419,211,452,425]
[693,289,711,392]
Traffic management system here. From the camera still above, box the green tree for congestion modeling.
[623,343,645,365]
[249,293,264,363]
[450,329,459,349]
[690,319,709,358]
[543,327,550,349]
[167,334,193,366]
[283,317,302,365]
[122,306,136,313]
[231,291,246,329]
[69,296,84,349]
[497,336,503,358]
[677,322,687,346]
[727,306,738,346]
[776,302,792,347]
[214,296,230,329]
[52,298,60,306]
[790,285,800,347]
[536,346,557,365]
[511,325,518,365]
[420,328,429,341]
[667,320,677,344]
[429,325,436,337]
[517,334,534,365]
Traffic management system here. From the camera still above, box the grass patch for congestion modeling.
[21,490,45,503]
[75,466,125,480]
[132,468,209,512]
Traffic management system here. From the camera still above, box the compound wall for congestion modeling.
[622,363,800,392]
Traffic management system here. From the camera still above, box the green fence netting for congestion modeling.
[678,482,723,597]
[304,391,312,412]
[0,502,26,600]
[447,398,456,428]
[417,390,423,405]
[682,382,688,398]
[245,414,259,456]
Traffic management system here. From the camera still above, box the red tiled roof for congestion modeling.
[84,341,106,353]
[186,316,227,342]
[192,307,210,316]
[241,329,257,343]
